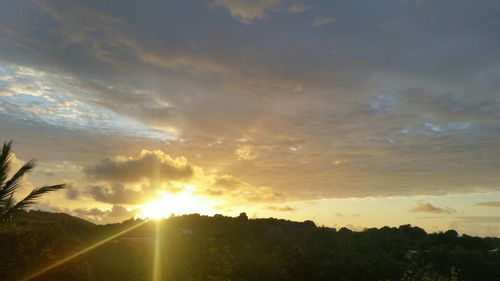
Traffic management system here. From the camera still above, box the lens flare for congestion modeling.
[152,220,162,281]
[21,221,146,281]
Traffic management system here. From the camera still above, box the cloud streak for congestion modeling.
[212,0,281,23]
[409,202,457,214]
[313,16,335,26]
[475,201,500,207]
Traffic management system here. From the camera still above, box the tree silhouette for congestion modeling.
[0,141,65,221]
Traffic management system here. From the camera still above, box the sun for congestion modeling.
[139,190,216,220]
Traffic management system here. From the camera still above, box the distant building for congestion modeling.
[488,248,498,255]
[405,250,419,260]
[180,228,193,236]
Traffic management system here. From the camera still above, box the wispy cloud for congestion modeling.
[288,2,311,13]
[212,0,281,23]
[475,201,500,207]
[0,64,173,141]
[409,202,456,214]
[268,205,296,211]
[313,16,335,26]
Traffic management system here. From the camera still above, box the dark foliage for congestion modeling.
[0,211,499,281]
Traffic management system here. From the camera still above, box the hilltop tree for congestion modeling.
[0,141,65,221]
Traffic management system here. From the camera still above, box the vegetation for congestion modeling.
[0,211,498,281]
[0,141,65,221]
[0,140,497,280]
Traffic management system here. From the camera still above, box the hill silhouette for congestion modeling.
[1,211,499,281]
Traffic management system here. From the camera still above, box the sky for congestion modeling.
[1,0,500,236]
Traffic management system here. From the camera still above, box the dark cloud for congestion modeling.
[204,174,285,202]
[267,205,296,212]
[73,205,135,223]
[74,207,106,217]
[108,205,132,218]
[65,188,79,200]
[88,183,144,205]
[475,201,500,207]
[85,150,195,183]
[33,202,65,213]
[214,175,245,189]
[409,202,456,214]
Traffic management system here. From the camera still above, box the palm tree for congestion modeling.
[0,141,65,221]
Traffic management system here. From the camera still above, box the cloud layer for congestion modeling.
[1,1,500,232]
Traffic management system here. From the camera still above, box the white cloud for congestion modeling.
[213,0,281,23]
[0,64,173,141]
[236,145,258,160]
[288,2,311,13]
[293,83,304,92]
[313,16,336,26]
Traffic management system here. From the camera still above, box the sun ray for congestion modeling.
[20,221,147,281]
[152,220,162,281]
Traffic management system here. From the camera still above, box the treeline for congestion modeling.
[0,211,499,281]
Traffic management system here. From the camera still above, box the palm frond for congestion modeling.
[0,159,36,201]
[0,141,66,221]
[0,141,13,188]
[6,184,66,216]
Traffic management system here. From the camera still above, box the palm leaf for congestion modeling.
[5,184,66,216]
[0,141,66,222]
[0,141,13,188]
[0,159,36,201]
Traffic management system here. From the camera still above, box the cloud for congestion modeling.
[236,145,258,160]
[214,175,246,189]
[0,64,171,141]
[313,16,336,26]
[212,0,281,23]
[288,2,311,13]
[108,205,133,217]
[73,207,105,217]
[452,216,500,224]
[85,150,196,183]
[409,202,456,214]
[198,173,285,203]
[87,183,145,205]
[267,205,295,211]
[72,205,135,223]
[33,202,66,213]
[335,212,361,218]
[65,188,79,200]
[293,83,304,92]
[475,201,500,207]
[84,148,283,204]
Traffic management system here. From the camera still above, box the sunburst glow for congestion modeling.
[139,189,216,219]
